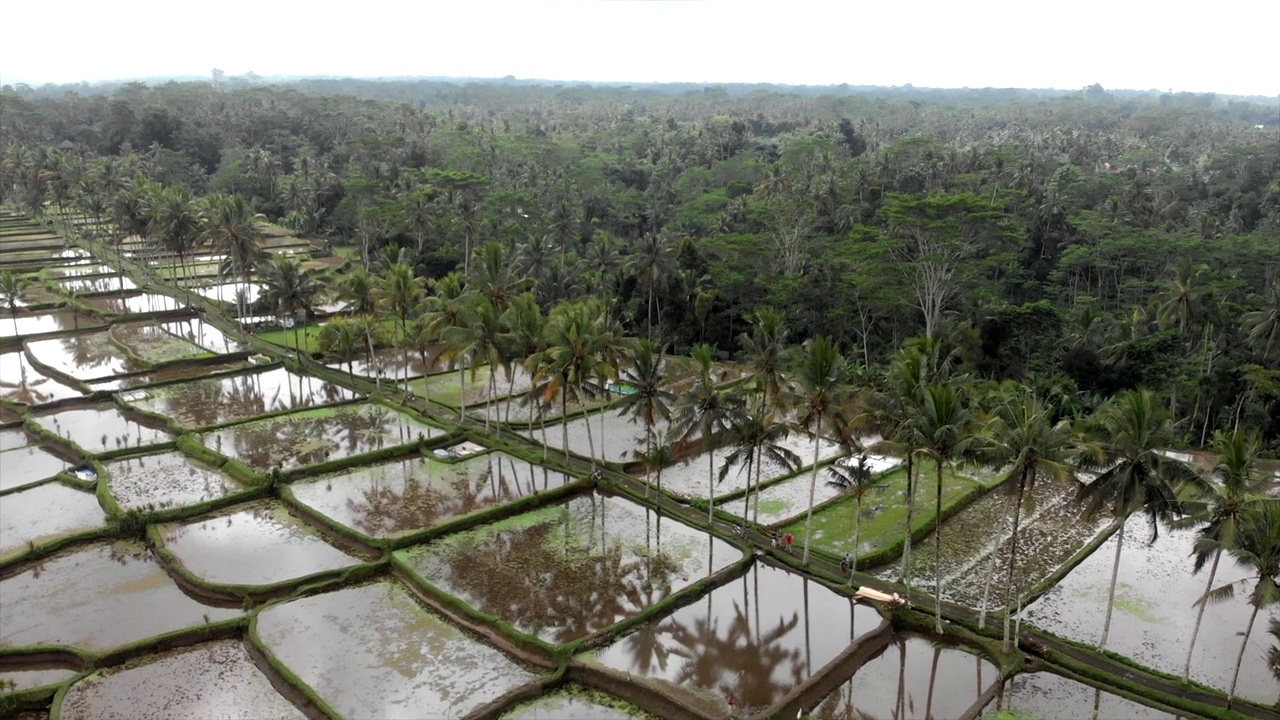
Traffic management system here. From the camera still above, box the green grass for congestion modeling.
[785,459,982,558]
[255,325,326,355]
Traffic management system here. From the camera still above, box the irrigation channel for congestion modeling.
[1,207,1277,720]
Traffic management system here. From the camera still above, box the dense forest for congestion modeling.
[2,78,1278,452]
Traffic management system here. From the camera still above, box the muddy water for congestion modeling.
[727,469,845,528]
[33,405,172,453]
[0,311,100,338]
[157,318,245,355]
[103,451,242,511]
[330,345,445,380]
[110,322,204,364]
[520,411,685,464]
[657,433,844,502]
[88,359,250,392]
[85,293,184,315]
[159,501,363,587]
[58,639,303,719]
[502,687,654,720]
[292,452,575,539]
[0,349,82,404]
[414,364,534,407]
[0,427,31,452]
[0,541,240,652]
[26,332,145,382]
[193,282,264,305]
[980,672,1178,720]
[807,633,997,719]
[0,444,70,491]
[471,391,601,425]
[0,666,79,692]
[0,482,105,559]
[255,580,539,719]
[131,367,360,429]
[201,403,442,472]
[399,490,741,644]
[876,472,1111,609]
[55,276,138,295]
[592,562,885,716]
[1021,513,1276,704]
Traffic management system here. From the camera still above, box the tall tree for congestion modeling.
[793,335,850,565]
[616,338,675,497]
[260,256,322,360]
[719,399,800,525]
[374,262,427,394]
[674,343,736,524]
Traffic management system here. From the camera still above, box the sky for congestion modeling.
[1,0,1277,97]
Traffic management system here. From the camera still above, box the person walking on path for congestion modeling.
[784,532,794,553]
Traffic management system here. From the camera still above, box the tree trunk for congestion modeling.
[457,364,467,421]
[707,445,716,524]
[1002,466,1030,652]
[1098,521,1126,650]
[1183,549,1222,680]
[583,392,597,469]
[901,454,916,593]
[852,494,861,584]
[801,420,822,565]
[978,518,1002,630]
[934,461,945,634]
[1228,601,1262,707]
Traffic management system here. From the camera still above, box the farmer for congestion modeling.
[784,532,794,553]
[840,552,851,574]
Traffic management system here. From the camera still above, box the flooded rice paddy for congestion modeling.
[0,443,69,491]
[129,366,361,429]
[806,633,997,720]
[0,348,82,404]
[54,275,138,295]
[0,310,100,339]
[85,292,184,315]
[591,561,886,716]
[191,282,265,305]
[291,451,576,539]
[398,490,741,643]
[979,672,1179,719]
[102,451,244,511]
[156,317,245,355]
[501,687,652,720]
[0,541,240,652]
[406,364,534,407]
[1021,512,1276,704]
[109,321,206,364]
[200,402,442,472]
[728,470,847,527]
[0,482,105,560]
[254,580,539,718]
[32,405,172,453]
[520,410,680,464]
[25,331,144,382]
[330,346,444,380]
[86,359,250,392]
[57,639,303,720]
[0,667,80,693]
[158,501,364,588]
[655,433,844,502]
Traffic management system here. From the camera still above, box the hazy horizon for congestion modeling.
[2,0,1277,98]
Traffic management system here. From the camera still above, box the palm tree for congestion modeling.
[150,185,201,295]
[441,295,507,429]
[500,292,544,424]
[793,335,850,565]
[980,389,1083,651]
[616,338,675,496]
[632,429,678,495]
[1266,617,1280,699]
[1078,389,1205,651]
[338,267,380,382]
[624,231,676,338]
[260,256,323,360]
[738,306,791,412]
[374,262,426,394]
[912,382,977,633]
[317,316,361,379]
[1203,505,1280,708]
[1154,259,1206,336]
[719,400,800,525]
[200,193,263,320]
[1242,285,1280,361]
[0,270,29,333]
[825,451,873,580]
[1181,428,1272,681]
[673,344,736,524]
[531,298,613,466]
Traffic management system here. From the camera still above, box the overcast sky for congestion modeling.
[2,0,1276,97]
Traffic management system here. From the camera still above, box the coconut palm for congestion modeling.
[616,338,675,496]
[1201,505,1280,708]
[1266,617,1280,695]
[673,344,737,524]
[826,451,874,580]
[0,270,29,330]
[441,295,507,430]
[720,400,800,525]
[738,306,792,412]
[200,193,264,320]
[633,429,678,495]
[531,298,614,466]
[1078,388,1206,651]
[150,185,201,294]
[500,292,544,424]
[793,335,850,565]
[1242,285,1280,361]
[317,315,361,379]
[980,389,1083,651]
[1181,428,1272,681]
[911,381,977,633]
[625,231,676,338]
[260,256,323,360]
[374,262,426,394]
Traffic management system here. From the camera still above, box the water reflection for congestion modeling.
[0,349,82,404]
[133,367,359,429]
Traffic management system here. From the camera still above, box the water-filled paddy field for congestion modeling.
[102,450,247,511]
[128,366,361,429]
[0,348,83,404]
[291,451,577,540]
[654,431,844,502]
[31,404,173,454]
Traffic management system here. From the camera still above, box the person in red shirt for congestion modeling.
[784,533,794,553]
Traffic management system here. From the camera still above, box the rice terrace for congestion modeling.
[1,73,1279,720]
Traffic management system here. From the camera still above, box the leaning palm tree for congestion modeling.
[260,256,323,360]
[374,262,426,394]
[719,399,800,525]
[1202,505,1280,708]
[616,338,675,497]
[792,335,850,565]
[912,382,977,634]
[0,270,29,334]
[980,389,1083,651]
[1078,388,1205,651]
[1181,428,1272,681]
[500,292,544,423]
[673,344,736,524]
